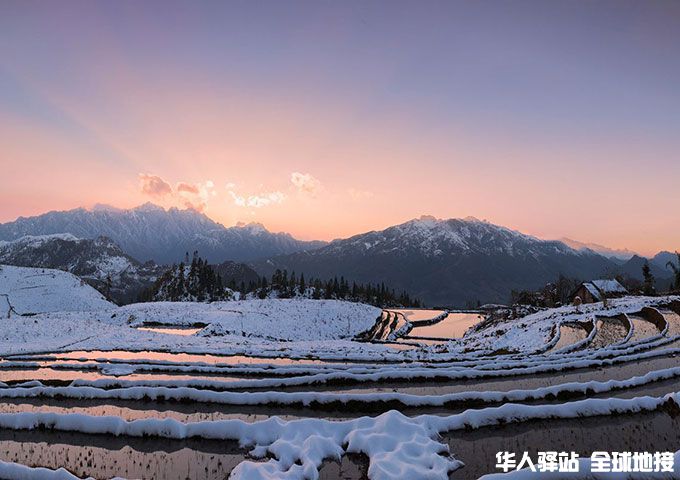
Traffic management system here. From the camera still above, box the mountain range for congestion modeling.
[0,206,676,306]
[0,203,325,264]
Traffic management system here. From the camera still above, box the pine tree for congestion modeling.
[642,261,655,295]
[666,251,680,291]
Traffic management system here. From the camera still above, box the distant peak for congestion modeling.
[410,215,440,227]
[410,215,485,227]
[241,222,268,234]
[91,203,122,213]
[133,202,166,213]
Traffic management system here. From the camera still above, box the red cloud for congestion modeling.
[139,174,172,197]
[176,182,199,194]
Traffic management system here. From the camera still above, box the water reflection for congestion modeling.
[136,326,202,336]
[47,350,324,365]
[407,313,484,340]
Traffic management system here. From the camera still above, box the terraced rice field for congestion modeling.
[1,298,679,479]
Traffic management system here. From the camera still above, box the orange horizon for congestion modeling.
[0,198,673,258]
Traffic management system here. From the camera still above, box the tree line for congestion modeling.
[141,253,421,307]
[232,268,421,307]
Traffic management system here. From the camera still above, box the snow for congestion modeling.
[0,461,88,480]
[0,265,114,315]
[584,282,604,301]
[0,268,679,479]
[0,233,80,248]
[479,451,680,479]
[591,279,628,294]
[4,364,680,408]
[0,273,676,363]
[0,395,676,480]
[117,299,381,341]
[439,295,680,357]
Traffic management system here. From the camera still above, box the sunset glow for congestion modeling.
[1,1,679,254]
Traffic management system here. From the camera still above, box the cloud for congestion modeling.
[176,180,216,212]
[181,199,206,212]
[176,182,199,194]
[229,191,246,207]
[291,172,322,197]
[136,174,216,212]
[229,189,285,208]
[137,173,283,213]
[247,191,285,207]
[139,174,172,197]
[348,188,375,201]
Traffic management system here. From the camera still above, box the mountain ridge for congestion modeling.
[2,207,675,306]
[559,237,638,260]
[0,204,326,264]
[252,216,627,306]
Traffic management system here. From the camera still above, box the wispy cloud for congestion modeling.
[229,189,285,208]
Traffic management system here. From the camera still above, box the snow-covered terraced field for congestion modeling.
[1,266,680,479]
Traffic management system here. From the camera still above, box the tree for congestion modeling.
[642,261,655,295]
[666,251,680,291]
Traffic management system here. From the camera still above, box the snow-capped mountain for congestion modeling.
[0,234,163,304]
[0,203,326,264]
[253,216,618,306]
[559,237,637,261]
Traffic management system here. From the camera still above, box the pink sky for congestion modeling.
[1,1,679,256]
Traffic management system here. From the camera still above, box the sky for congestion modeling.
[1,1,679,255]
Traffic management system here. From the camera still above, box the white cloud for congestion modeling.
[247,191,286,207]
[229,189,285,208]
[291,172,322,197]
[229,191,246,207]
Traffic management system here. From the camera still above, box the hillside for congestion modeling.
[0,265,114,316]
[0,234,163,304]
[253,216,617,306]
